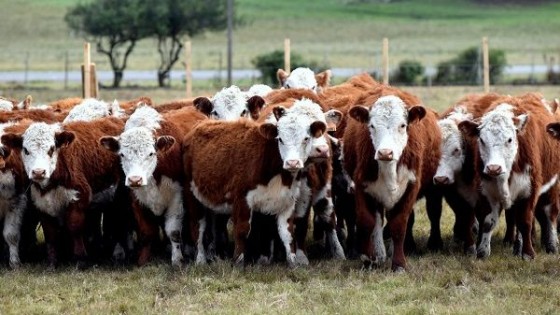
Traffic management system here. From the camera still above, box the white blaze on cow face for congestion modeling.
[477,104,528,177]
[18,123,73,186]
[103,127,174,187]
[434,110,472,185]
[63,98,111,123]
[367,95,421,163]
[280,67,318,92]
[124,105,161,131]
[211,85,253,120]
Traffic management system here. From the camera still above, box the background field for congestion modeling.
[1,1,560,314]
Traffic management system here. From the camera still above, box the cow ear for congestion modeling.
[513,114,528,132]
[277,69,289,87]
[156,136,175,153]
[325,109,343,131]
[273,106,288,121]
[55,131,75,148]
[315,70,331,89]
[22,95,32,110]
[458,120,480,138]
[259,123,278,140]
[547,123,560,140]
[552,99,560,113]
[408,106,426,124]
[193,97,214,117]
[99,136,120,152]
[348,106,370,124]
[247,95,265,120]
[1,133,23,150]
[310,121,327,138]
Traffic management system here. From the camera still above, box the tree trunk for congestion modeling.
[157,71,169,88]
[113,70,123,88]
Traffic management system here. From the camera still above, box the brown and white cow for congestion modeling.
[1,117,126,268]
[193,85,265,121]
[183,104,328,267]
[459,95,560,259]
[344,93,441,271]
[277,67,331,93]
[100,106,207,266]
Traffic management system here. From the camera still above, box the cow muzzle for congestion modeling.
[376,149,394,161]
[31,168,47,181]
[433,176,452,185]
[284,159,303,172]
[127,176,144,187]
[484,164,503,177]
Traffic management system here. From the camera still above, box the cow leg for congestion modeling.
[133,201,158,266]
[387,192,417,272]
[232,200,252,266]
[535,190,559,254]
[426,190,444,251]
[65,200,89,269]
[277,209,296,268]
[314,185,345,260]
[503,207,516,245]
[163,194,185,267]
[294,178,311,265]
[372,208,386,265]
[404,210,416,253]
[342,193,358,259]
[515,197,537,260]
[3,199,24,269]
[39,213,59,269]
[476,201,501,259]
[196,217,207,265]
[355,189,376,268]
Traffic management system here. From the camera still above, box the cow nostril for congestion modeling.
[32,169,46,177]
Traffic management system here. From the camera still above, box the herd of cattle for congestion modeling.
[1,67,560,272]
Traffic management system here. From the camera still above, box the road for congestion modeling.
[0,65,557,83]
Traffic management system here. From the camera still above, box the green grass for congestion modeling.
[1,0,559,74]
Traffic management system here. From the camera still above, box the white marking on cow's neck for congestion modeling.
[246,173,301,215]
[190,181,232,214]
[363,163,416,210]
[132,176,183,217]
[31,186,79,217]
[482,164,531,210]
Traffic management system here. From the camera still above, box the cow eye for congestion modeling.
[47,146,54,157]
[211,110,218,117]
[241,109,248,116]
[452,148,460,155]
[119,153,124,158]
[507,138,512,144]
[303,136,310,143]
[278,138,284,144]
[311,86,317,90]
[149,152,155,157]
[23,148,29,155]
[369,124,375,130]
[480,139,485,146]
[400,123,407,129]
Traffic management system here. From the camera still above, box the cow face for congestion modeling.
[1,123,74,186]
[460,104,528,177]
[434,120,465,185]
[278,67,320,92]
[263,106,327,171]
[194,85,265,121]
[349,95,425,163]
[100,127,174,187]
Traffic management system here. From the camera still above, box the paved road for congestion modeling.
[0,65,557,82]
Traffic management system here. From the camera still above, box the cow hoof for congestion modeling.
[522,253,535,261]
[286,253,297,268]
[234,253,244,266]
[392,266,406,273]
[257,255,271,266]
[427,236,443,252]
[476,246,490,259]
[544,243,558,254]
[360,255,373,270]
[47,264,57,273]
[9,259,21,270]
[513,241,522,256]
[464,245,477,257]
[172,257,185,268]
[295,249,309,266]
[76,259,89,271]
[195,253,207,265]
[112,244,126,263]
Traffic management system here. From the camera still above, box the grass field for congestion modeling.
[1,0,559,73]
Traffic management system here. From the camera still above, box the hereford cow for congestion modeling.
[277,67,331,93]
[0,95,32,112]
[184,104,328,267]
[459,95,560,259]
[344,93,441,271]
[100,106,207,266]
[1,117,126,269]
[193,85,265,121]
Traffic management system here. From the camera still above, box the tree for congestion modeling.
[146,0,231,87]
[65,0,150,88]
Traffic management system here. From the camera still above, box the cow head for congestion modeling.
[100,127,175,187]
[459,104,528,178]
[260,105,327,172]
[349,95,426,163]
[433,109,473,185]
[1,123,74,186]
[277,67,331,93]
[194,85,265,121]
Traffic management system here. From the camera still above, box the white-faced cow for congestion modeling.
[277,67,331,93]
[193,85,265,121]
[100,106,207,266]
[183,104,328,267]
[344,92,441,272]
[459,95,560,259]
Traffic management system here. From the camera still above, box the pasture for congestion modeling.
[1,84,560,314]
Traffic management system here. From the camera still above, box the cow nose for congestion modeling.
[128,176,143,187]
[485,164,503,176]
[433,176,451,185]
[285,160,301,170]
[315,145,330,157]
[377,149,393,161]
[32,169,46,179]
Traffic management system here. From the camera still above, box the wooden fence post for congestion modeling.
[185,40,192,98]
[482,36,490,93]
[382,38,389,85]
[284,38,291,73]
[83,42,91,98]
